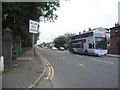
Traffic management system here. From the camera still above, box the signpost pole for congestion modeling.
[32,33,35,60]
[29,20,38,61]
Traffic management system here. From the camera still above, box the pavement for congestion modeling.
[107,54,120,58]
[2,48,45,88]
[0,75,2,90]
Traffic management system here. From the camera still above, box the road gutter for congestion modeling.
[107,54,120,58]
[27,49,47,89]
[28,48,55,89]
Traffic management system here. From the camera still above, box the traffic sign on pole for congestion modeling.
[29,20,39,60]
[29,20,38,34]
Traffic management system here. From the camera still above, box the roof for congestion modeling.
[93,27,109,32]
[110,25,120,29]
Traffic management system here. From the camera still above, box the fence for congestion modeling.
[2,27,31,69]
[0,47,31,72]
[13,47,31,58]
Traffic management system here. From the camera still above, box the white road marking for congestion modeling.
[62,57,65,59]
[78,63,84,66]
[76,55,83,57]
[90,58,114,64]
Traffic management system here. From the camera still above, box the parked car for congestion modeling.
[59,47,65,51]
[52,47,57,50]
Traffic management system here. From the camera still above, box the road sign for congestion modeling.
[29,20,39,60]
[29,20,38,34]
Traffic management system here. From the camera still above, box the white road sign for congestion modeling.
[29,20,38,34]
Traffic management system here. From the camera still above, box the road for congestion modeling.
[36,48,118,88]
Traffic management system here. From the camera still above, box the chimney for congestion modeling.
[89,27,91,31]
[115,22,119,26]
[117,22,119,26]
[83,30,85,32]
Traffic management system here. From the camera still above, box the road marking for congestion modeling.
[35,50,54,80]
[50,66,54,80]
[44,66,51,80]
[78,63,84,66]
[28,49,47,88]
[76,55,83,58]
[90,58,114,64]
[42,57,54,80]
[62,57,65,59]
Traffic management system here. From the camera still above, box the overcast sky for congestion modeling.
[37,0,119,44]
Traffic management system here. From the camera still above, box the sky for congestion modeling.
[37,0,120,44]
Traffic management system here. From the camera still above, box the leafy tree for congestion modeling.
[2,2,60,47]
[54,36,66,48]
[53,33,75,49]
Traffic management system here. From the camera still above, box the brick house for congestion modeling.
[108,23,120,54]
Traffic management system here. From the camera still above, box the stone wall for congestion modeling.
[2,27,12,69]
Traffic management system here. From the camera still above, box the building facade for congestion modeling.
[108,24,120,54]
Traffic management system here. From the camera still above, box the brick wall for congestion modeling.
[108,48,120,54]
[108,25,120,54]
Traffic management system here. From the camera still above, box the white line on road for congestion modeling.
[78,63,84,66]
[89,58,114,64]
[62,57,65,59]
[76,55,83,58]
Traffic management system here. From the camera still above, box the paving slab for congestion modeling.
[2,49,44,88]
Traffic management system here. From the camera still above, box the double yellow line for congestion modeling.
[42,57,54,80]
[36,49,54,80]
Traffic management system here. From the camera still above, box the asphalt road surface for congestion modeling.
[36,48,118,88]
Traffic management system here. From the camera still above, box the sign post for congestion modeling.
[29,20,39,60]
[32,34,35,60]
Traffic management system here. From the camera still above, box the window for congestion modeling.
[84,39,86,42]
[81,32,93,38]
[71,32,93,40]
[89,43,94,49]
[95,37,106,43]
[76,44,80,48]
[115,29,118,33]
[95,33,105,37]
[95,43,107,49]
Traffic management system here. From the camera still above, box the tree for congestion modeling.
[54,36,66,48]
[2,2,60,47]
[53,33,75,49]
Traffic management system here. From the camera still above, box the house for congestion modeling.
[108,23,120,54]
